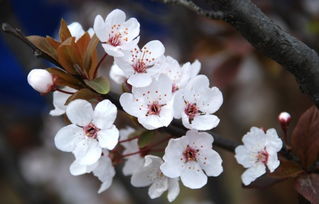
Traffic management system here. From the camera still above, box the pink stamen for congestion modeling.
[147,101,163,116]
[183,145,198,162]
[257,149,269,164]
[108,34,121,46]
[83,123,100,139]
[184,102,199,122]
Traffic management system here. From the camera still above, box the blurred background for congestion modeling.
[0,0,317,203]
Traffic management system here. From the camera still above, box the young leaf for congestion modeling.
[84,35,99,79]
[27,35,57,59]
[84,77,110,95]
[269,159,304,179]
[295,174,319,204]
[291,106,319,169]
[65,88,100,105]
[59,19,72,42]
[46,68,83,89]
[138,131,155,148]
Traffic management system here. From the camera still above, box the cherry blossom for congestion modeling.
[109,63,127,85]
[119,127,144,176]
[50,87,76,116]
[173,75,223,130]
[69,150,115,193]
[67,22,94,41]
[235,127,283,185]
[160,56,201,92]
[120,74,174,130]
[93,9,140,57]
[27,69,54,94]
[54,99,119,165]
[160,130,223,189]
[115,40,165,87]
[278,112,291,125]
[131,155,180,202]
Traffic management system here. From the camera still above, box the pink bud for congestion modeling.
[278,112,291,125]
[27,69,54,93]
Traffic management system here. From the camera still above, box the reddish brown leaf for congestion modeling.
[76,32,91,58]
[57,37,83,75]
[47,68,83,89]
[269,159,304,179]
[27,35,57,59]
[59,19,72,42]
[65,88,100,105]
[291,106,319,169]
[84,35,99,79]
[295,174,319,204]
[46,36,60,49]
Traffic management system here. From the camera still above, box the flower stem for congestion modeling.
[55,88,75,94]
[118,135,140,143]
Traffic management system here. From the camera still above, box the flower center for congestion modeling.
[172,84,179,93]
[184,102,199,122]
[147,101,163,116]
[257,149,269,164]
[108,33,121,46]
[133,60,147,73]
[183,145,198,162]
[83,123,100,139]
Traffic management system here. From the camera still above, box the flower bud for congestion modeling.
[278,112,291,125]
[27,69,54,93]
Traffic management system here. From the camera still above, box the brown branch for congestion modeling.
[159,0,319,108]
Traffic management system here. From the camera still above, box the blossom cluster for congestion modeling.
[26,8,283,202]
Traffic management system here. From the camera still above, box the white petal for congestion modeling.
[119,93,141,117]
[187,75,210,91]
[266,128,283,152]
[122,17,140,41]
[173,90,185,119]
[187,114,220,131]
[49,91,69,116]
[68,22,85,40]
[54,124,83,152]
[142,40,165,63]
[180,162,207,189]
[167,178,180,202]
[241,163,266,186]
[242,127,267,152]
[102,44,124,57]
[266,147,280,172]
[198,149,223,177]
[148,178,168,199]
[93,15,107,42]
[73,139,102,165]
[122,156,144,176]
[109,63,127,84]
[105,9,126,26]
[185,130,214,150]
[93,99,117,129]
[234,145,256,168]
[96,155,115,193]
[66,99,93,126]
[127,73,153,87]
[97,125,119,150]
[69,160,90,176]
[198,87,223,114]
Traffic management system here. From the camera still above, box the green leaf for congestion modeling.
[65,88,100,105]
[84,77,110,95]
[138,131,155,148]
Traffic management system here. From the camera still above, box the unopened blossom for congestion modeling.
[50,87,76,116]
[55,99,119,165]
[70,150,115,193]
[119,127,144,176]
[115,40,165,87]
[93,9,140,57]
[68,22,94,41]
[27,69,54,94]
[174,75,223,130]
[161,130,223,189]
[278,112,291,125]
[235,127,283,185]
[160,56,201,92]
[131,155,180,202]
[120,74,174,130]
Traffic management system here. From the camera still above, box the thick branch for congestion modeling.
[161,0,319,107]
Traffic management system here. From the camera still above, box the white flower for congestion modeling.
[50,87,77,116]
[119,127,144,176]
[160,56,201,92]
[160,130,223,189]
[70,150,115,193]
[173,75,223,130]
[131,155,180,202]
[93,9,140,57]
[54,99,119,165]
[115,40,165,87]
[27,69,54,94]
[68,22,94,41]
[235,127,283,186]
[109,63,127,85]
[120,74,174,130]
